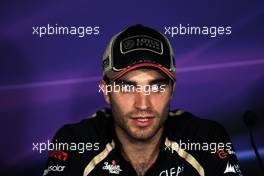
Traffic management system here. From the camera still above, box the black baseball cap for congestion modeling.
[103,24,176,82]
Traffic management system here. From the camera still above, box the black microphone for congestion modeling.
[243,110,264,174]
[243,110,256,128]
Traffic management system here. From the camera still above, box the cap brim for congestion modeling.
[111,63,176,82]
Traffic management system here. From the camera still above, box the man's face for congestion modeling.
[102,68,174,141]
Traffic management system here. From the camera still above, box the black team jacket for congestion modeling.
[43,108,243,176]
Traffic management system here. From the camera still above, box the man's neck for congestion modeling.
[115,127,163,176]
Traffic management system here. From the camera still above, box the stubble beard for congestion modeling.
[110,101,169,143]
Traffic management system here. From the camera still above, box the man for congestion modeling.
[44,24,243,176]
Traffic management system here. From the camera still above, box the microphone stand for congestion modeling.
[244,110,264,175]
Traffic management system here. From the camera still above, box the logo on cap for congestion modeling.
[123,39,136,50]
[120,35,163,55]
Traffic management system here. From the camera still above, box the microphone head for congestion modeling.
[243,110,257,128]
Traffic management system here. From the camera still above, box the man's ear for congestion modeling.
[172,81,176,92]
[100,80,110,104]
[170,80,176,98]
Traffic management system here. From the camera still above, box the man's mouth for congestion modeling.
[129,116,155,127]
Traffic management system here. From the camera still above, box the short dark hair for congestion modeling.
[103,75,111,85]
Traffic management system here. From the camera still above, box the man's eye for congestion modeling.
[152,84,165,92]
[121,84,134,92]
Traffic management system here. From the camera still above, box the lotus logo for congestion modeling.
[123,39,135,50]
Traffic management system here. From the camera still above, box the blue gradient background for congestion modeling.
[0,0,263,175]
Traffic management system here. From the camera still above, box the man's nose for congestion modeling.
[134,91,151,110]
